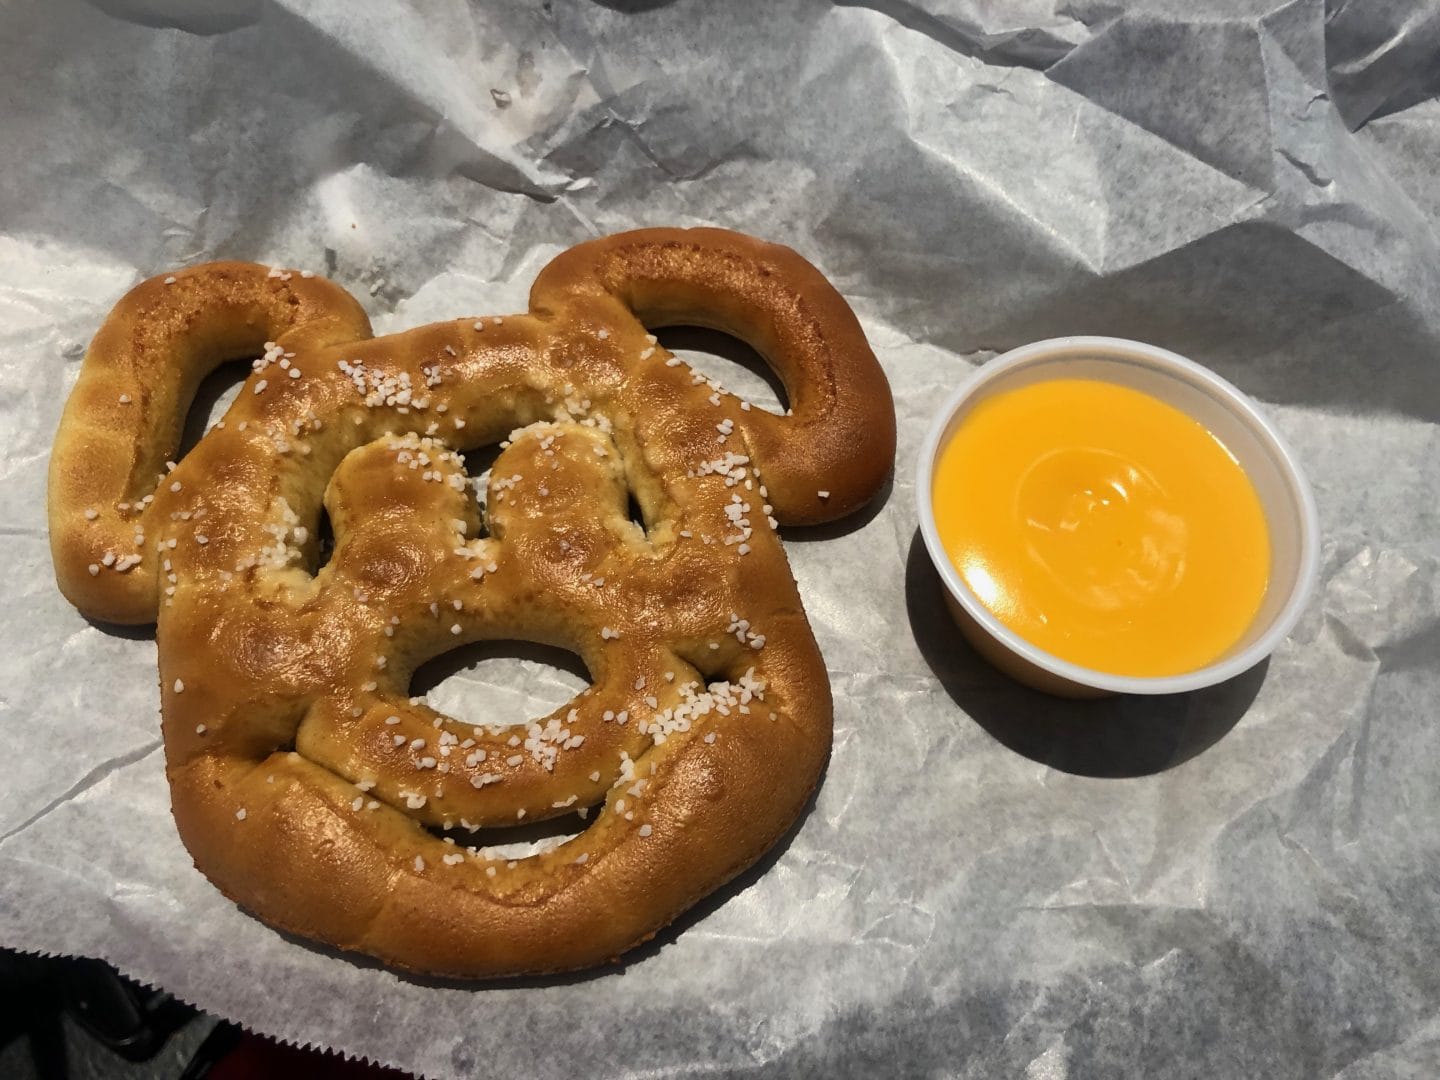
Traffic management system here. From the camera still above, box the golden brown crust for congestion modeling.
[47,228,892,977]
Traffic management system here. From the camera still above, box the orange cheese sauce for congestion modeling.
[933,378,1270,677]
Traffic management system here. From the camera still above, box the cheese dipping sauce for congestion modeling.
[932,378,1270,678]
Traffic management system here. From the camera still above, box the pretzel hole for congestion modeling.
[626,491,648,535]
[410,640,590,732]
[670,647,754,692]
[461,443,507,538]
[176,358,250,460]
[652,326,788,415]
[432,811,587,861]
[312,506,335,572]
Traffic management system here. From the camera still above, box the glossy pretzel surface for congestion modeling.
[47,228,895,976]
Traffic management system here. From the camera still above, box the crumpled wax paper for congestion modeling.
[3,1,1439,1077]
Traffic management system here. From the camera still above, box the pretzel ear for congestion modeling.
[47,264,372,624]
[529,228,895,525]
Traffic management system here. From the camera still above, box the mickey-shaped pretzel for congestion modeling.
[48,228,895,977]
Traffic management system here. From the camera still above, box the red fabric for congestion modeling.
[208,1031,414,1080]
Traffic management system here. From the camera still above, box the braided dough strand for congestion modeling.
[49,228,892,976]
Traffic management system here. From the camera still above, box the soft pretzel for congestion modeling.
[47,228,895,977]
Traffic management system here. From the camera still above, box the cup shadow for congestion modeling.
[904,529,1267,778]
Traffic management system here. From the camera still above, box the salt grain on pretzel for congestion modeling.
[47,227,894,978]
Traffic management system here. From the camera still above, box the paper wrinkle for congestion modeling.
[0,737,165,847]
[84,0,263,37]
[835,0,1092,70]
[259,2,598,202]
[1325,0,1440,130]
[3,0,1440,1076]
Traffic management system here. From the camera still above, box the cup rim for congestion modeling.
[914,335,1321,696]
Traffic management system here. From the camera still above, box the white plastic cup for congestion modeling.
[915,336,1320,698]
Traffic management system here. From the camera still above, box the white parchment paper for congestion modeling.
[3,1,1439,1076]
